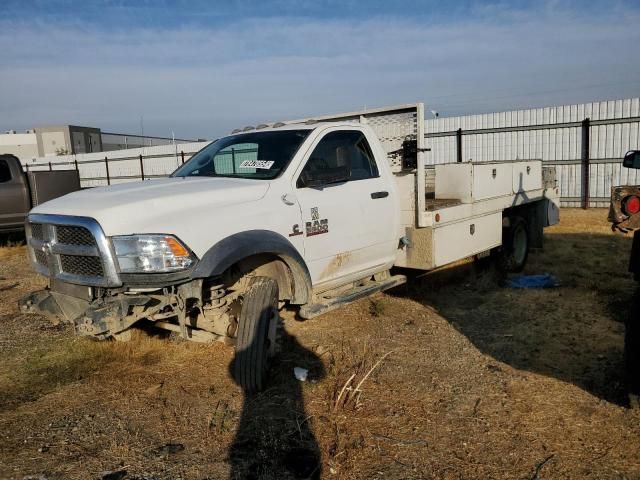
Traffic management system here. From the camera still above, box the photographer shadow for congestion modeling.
[229,323,325,480]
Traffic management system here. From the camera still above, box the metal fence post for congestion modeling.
[181,151,185,164]
[456,128,463,163]
[139,154,145,181]
[104,156,111,185]
[48,161,52,171]
[74,159,79,171]
[581,118,590,209]
[231,148,236,173]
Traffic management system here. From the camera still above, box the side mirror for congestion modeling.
[623,150,640,169]
[299,166,349,188]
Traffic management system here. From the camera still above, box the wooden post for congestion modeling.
[581,118,590,209]
[181,150,185,164]
[48,161,52,171]
[74,158,79,171]
[456,128,463,163]
[139,154,145,181]
[104,157,111,185]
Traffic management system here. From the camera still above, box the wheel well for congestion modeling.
[222,254,306,304]
[191,230,312,304]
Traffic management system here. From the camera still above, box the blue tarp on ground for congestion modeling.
[508,274,558,289]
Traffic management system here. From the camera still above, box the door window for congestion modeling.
[0,160,11,183]
[298,131,379,187]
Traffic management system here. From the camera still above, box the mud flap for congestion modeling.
[546,197,560,227]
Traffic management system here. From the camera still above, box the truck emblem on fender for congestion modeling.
[306,219,329,236]
[306,207,329,236]
[305,207,329,237]
[288,224,303,237]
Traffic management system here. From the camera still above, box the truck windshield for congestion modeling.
[172,130,311,180]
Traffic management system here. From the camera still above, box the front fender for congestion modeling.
[191,230,311,304]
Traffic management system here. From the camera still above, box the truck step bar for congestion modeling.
[299,274,407,320]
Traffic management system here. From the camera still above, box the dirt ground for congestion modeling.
[0,208,639,480]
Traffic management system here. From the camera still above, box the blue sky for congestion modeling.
[1,0,639,139]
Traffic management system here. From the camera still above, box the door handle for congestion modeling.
[371,191,389,199]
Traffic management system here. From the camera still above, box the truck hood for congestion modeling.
[31,177,270,236]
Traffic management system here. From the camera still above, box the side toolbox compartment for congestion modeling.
[472,163,513,201]
[432,212,502,268]
[512,160,542,193]
[398,212,503,270]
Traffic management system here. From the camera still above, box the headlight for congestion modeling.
[112,235,194,273]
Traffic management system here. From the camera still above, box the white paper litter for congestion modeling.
[294,367,309,382]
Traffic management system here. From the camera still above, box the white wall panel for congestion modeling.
[425,97,640,206]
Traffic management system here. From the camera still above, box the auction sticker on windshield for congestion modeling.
[239,160,274,169]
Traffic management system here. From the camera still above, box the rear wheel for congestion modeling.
[496,216,529,273]
[234,277,280,393]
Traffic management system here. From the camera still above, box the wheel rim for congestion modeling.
[513,225,527,266]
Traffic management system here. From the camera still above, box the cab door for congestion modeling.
[294,128,395,288]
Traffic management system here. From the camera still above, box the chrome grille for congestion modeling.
[60,255,104,277]
[34,249,48,266]
[30,223,44,240]
[26,214,121,288]
[56,226,96,246]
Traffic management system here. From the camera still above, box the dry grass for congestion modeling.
[0,209,639,479]
[0,244,25,259]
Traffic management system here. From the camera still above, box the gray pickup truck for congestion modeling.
[0,154,80,233]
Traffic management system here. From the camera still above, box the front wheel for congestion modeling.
[233,277,280,393]
[496,216,529,273]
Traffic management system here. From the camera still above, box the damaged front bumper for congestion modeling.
[19,284,154,338]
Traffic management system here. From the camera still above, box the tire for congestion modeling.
[496,216,529,273]
[234,277,280,393]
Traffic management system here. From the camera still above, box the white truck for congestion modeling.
[20,103,560,391]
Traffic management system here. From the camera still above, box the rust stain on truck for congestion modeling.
[322,251,352,278]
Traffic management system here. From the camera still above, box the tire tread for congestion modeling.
[234,277,279,393]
